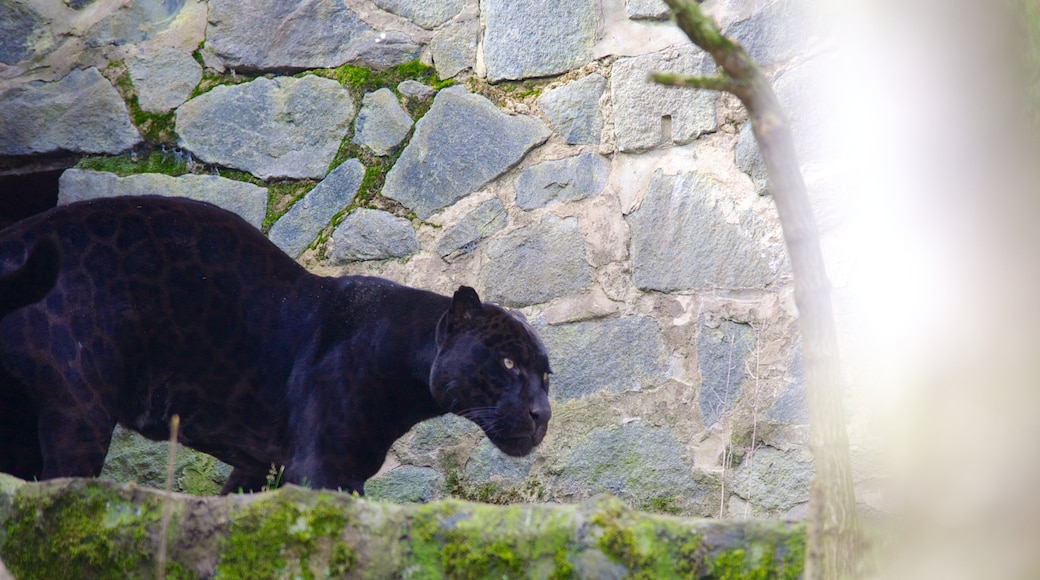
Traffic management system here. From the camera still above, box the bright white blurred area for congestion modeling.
[824,0,1040,577]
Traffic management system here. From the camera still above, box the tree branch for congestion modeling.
[653,1,863,578]
[649,72,737,93]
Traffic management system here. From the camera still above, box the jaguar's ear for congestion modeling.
[437,286,483,347]
[450,286,483,321]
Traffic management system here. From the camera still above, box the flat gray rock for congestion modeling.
[611,47,717,152]
[127,47,202,113]
[330,208,419,263]
[206,0,419,70]
[352,88,413,156]
[84,0,187,48]
[535,316,668,401]
[730,445,813,512]
[627,0,670,20]
[366,466,443,504]
[373,0,464,29]
[430,18,478,79]
[697,318,754,427]
[555,424,698,507]
[464,438,534,484]
[397,80,436,100]
[480,215,592,308]
[627,170,784,290]
[0,68,141,156]
[176,75,355,180]
[57,169,267,229]
[436,198,507,261]
[481,0,599,82]
[383,86,550,219]
[537,74,606,145]
[268,159,365,258]
[404,414,479,458]
[0,0,43,65]
[514,152,610,210]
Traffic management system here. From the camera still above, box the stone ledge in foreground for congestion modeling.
[0,474,804,579]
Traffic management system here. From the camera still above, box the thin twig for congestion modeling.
[157,414,180,580]
[743,324,763,519]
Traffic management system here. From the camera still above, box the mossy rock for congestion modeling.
[0,477,805,579]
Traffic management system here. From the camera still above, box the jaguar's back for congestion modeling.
[0,196,321,481]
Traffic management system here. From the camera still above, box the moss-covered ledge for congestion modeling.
[0,474,804,579]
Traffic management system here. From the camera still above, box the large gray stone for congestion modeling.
[627,0,670,20]
[730,445,813,512]
[0,68,141,156]
[611,47,717,152]
[627,170,784,290]
[206,0,419,71]
[373,0,464,29]
[723,0,815,68]
[514,152,610,210]
[736,121,769,195]
[697,318,754,427]
[366,466,443,503]
[57,169,268,229]
[352,88,413,156]
[0,0,43,65]
[436,198,507,261]
[383,86,550,219]
[481,215,592,308]
[176,75,355,180]
[330,208,419,263]
[84,0,187,48]
[765,349,808,425]
[555,424,699,507]
[537,73,606,145]
[405,414,479,457]
[464,438,534,484]
[100,425,232,495]
[268,159,365,258]
[430,19,478,79]
[127,47,203,113]
[536,316,669,401]
[772,57,834,166]
[481,0,599,82]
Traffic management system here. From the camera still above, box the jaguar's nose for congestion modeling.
[530,401,551,426]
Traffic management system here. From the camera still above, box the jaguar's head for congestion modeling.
[430,286,552,457]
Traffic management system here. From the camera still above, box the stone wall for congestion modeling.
[0,0,878,517]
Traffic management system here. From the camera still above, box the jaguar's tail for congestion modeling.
[0,236,61,320]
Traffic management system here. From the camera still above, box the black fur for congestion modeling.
[0,196,551,494]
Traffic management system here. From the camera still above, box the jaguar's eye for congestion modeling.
[503,358,515,370]
[543,372,548,382]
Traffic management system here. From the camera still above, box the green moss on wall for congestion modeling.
[105,62,178,146]
[76,150,193,177]
[1,481,163,579]
[216,493,354,579]
[591,499,706,578]
[407,500,578,579]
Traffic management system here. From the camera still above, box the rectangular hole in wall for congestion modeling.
[661,115,673,147]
